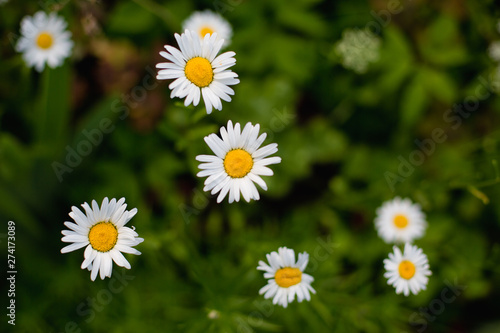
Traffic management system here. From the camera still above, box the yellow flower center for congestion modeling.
[184,57,214,88]
[223,149,253,178]
[199,26,215,38]
[88,222,118,252]
[275,267,302,288]
[398,260,416,280]
[36,32,54,49]
[393,214,409,229]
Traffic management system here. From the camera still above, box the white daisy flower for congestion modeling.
[16,11,73,72]
[196,120,281,203]
[156,29,239,114]
[182,10,232,48]
[335,28,380,74]
[375,197,427,244]
[61,197,144,281]
[384,243,432,296]
[257,247,316,308]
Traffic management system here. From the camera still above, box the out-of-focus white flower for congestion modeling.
[375,197,427,244]
[488,41,500,62]
[335,28,381,74]
[16,11,73,72]
[182,10,232,48]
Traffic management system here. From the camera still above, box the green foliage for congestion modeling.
[1,0,500,332]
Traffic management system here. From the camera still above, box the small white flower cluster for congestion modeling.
[335,28,381,74]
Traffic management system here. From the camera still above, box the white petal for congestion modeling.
[110,249,131,269]
[90,254,101,281]
[61,242,88,253]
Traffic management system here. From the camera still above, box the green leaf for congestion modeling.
[376,27,414,93]
[72,94,121,147]
[0,183,41,237]
[400,72,429,127]
[107,1,157,34]
[419,66,458,103]
[277,6,327,37]
[418,15,469,66]
[380,26,414,65]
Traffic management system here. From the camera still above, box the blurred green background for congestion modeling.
[1,0,500,332]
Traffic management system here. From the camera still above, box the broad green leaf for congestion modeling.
[400,72,429,127]
[419,66,458,103]
[376,27,414,93]
[418,15,469,66]
[277,6,328,37]
[107,1,157,34]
